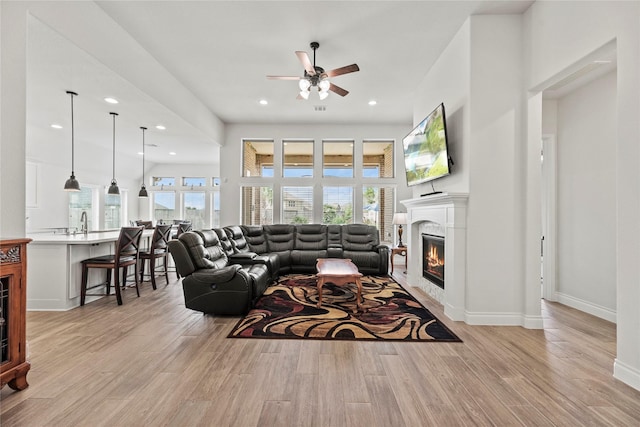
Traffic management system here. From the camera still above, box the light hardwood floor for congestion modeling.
[2,268,640,426]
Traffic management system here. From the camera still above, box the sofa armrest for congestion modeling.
[229,252,258,261]
[168,239,196,277]
[190,264,242,284]
[376,244,390,258]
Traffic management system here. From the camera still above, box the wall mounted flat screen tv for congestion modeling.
[402,103,451,187]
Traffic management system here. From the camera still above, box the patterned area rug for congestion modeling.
[228,274,461,342]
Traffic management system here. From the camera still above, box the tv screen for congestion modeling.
[402,103,450,187]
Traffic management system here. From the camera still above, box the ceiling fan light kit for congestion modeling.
[268,41,359,100]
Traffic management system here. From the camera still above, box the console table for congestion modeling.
[0,238,31,391]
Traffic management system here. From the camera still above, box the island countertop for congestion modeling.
[28,230,153,245]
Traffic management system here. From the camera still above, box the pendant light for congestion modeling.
[107,112,120,195]
[138,126,148,198]
[63,91,80,191]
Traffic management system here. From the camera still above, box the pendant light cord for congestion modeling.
[67,91,77,174]
[71,93,75,174]
[141,127,146,183]
[111,112,118,181]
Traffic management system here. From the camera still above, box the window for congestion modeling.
[363,186,395,243]
[363,141,394,178]
[323,141,354,177]
[183,192,206,229]
[282,186,313,224]
[283,141,313,178]
[104,192,121,230]
[241,186,273,225]
[243,140,274,177]
[153,192,176,224]
[183,177,206,187]
[69,187,95,232]
[212,177,221,187]
[323,186,353,224]
[212,191,221,227]
[152,177,175,187]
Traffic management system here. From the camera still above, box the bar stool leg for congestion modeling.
[163,256,169,284]
[139,258,146,284]
[81,264,88,306]
[114,267,123,305]
[106,269,112,295]
[150,257,157,290]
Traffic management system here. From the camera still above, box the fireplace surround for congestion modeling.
[401,193,468,322]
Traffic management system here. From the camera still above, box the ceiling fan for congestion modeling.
[267,41,360,100]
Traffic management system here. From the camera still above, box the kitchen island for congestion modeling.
[26,230,153,310]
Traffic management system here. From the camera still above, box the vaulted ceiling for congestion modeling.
[27,1,535,165]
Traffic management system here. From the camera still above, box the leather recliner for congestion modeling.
[224,226,280,280]
[167,230,269,315]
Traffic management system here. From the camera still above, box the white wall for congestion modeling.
[413,15,530,325]
[524,0,640,390]
[466,15,524,320]
[555,71,617,316]
[26,139,143,232]
[221,123,412,228]
[413,20,470,195]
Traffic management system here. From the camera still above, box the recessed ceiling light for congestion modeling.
[368,100,377,106]
[137,152,144,155]
[259,99,268,105]
[156,125,166,130]
[169,152,176,156]
[50,124,63,129]
[104,97,119,104]
[594,60,612,64]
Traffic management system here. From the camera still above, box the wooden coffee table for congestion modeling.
[316,258,363,311]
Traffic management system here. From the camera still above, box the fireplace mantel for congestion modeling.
[401,193,468,322]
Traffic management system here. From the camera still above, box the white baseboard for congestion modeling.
[614,358,640,391]
[555,292,617,323]
[523,315,544,329]
[464,311,525,326]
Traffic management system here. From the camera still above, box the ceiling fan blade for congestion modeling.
[325,64,360,78]
[329,83,349,97]
[296,51,316,75]
[267,75,301,80]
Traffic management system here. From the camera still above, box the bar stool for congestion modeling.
[138,224,171,290]
[80,226,144,306]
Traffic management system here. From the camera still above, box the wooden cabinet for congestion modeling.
[0,238,31,391]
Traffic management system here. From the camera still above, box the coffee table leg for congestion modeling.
[317,277,324,308]
[355,277,362,311]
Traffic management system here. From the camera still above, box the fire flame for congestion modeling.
[427,245,444,269]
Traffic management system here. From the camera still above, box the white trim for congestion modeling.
[541,134,558,302]
[614,359,640,391]
[523,315,544,329]
[556,292,617,323]
[464,311,525,326]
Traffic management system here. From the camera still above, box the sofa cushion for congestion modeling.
[327,224,342,247]
[341,224,380,251]
[179,231,228,270]
[213,228,235,257]
[291,249,328,269]
[294,224,327,250]
[264,224,295,252]
[240,225,268,253]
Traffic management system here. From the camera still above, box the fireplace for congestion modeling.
[422,234,445,288]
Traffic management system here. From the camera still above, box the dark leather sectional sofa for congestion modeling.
[168,224,389,315]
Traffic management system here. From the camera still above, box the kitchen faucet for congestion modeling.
[80,211,88,235]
